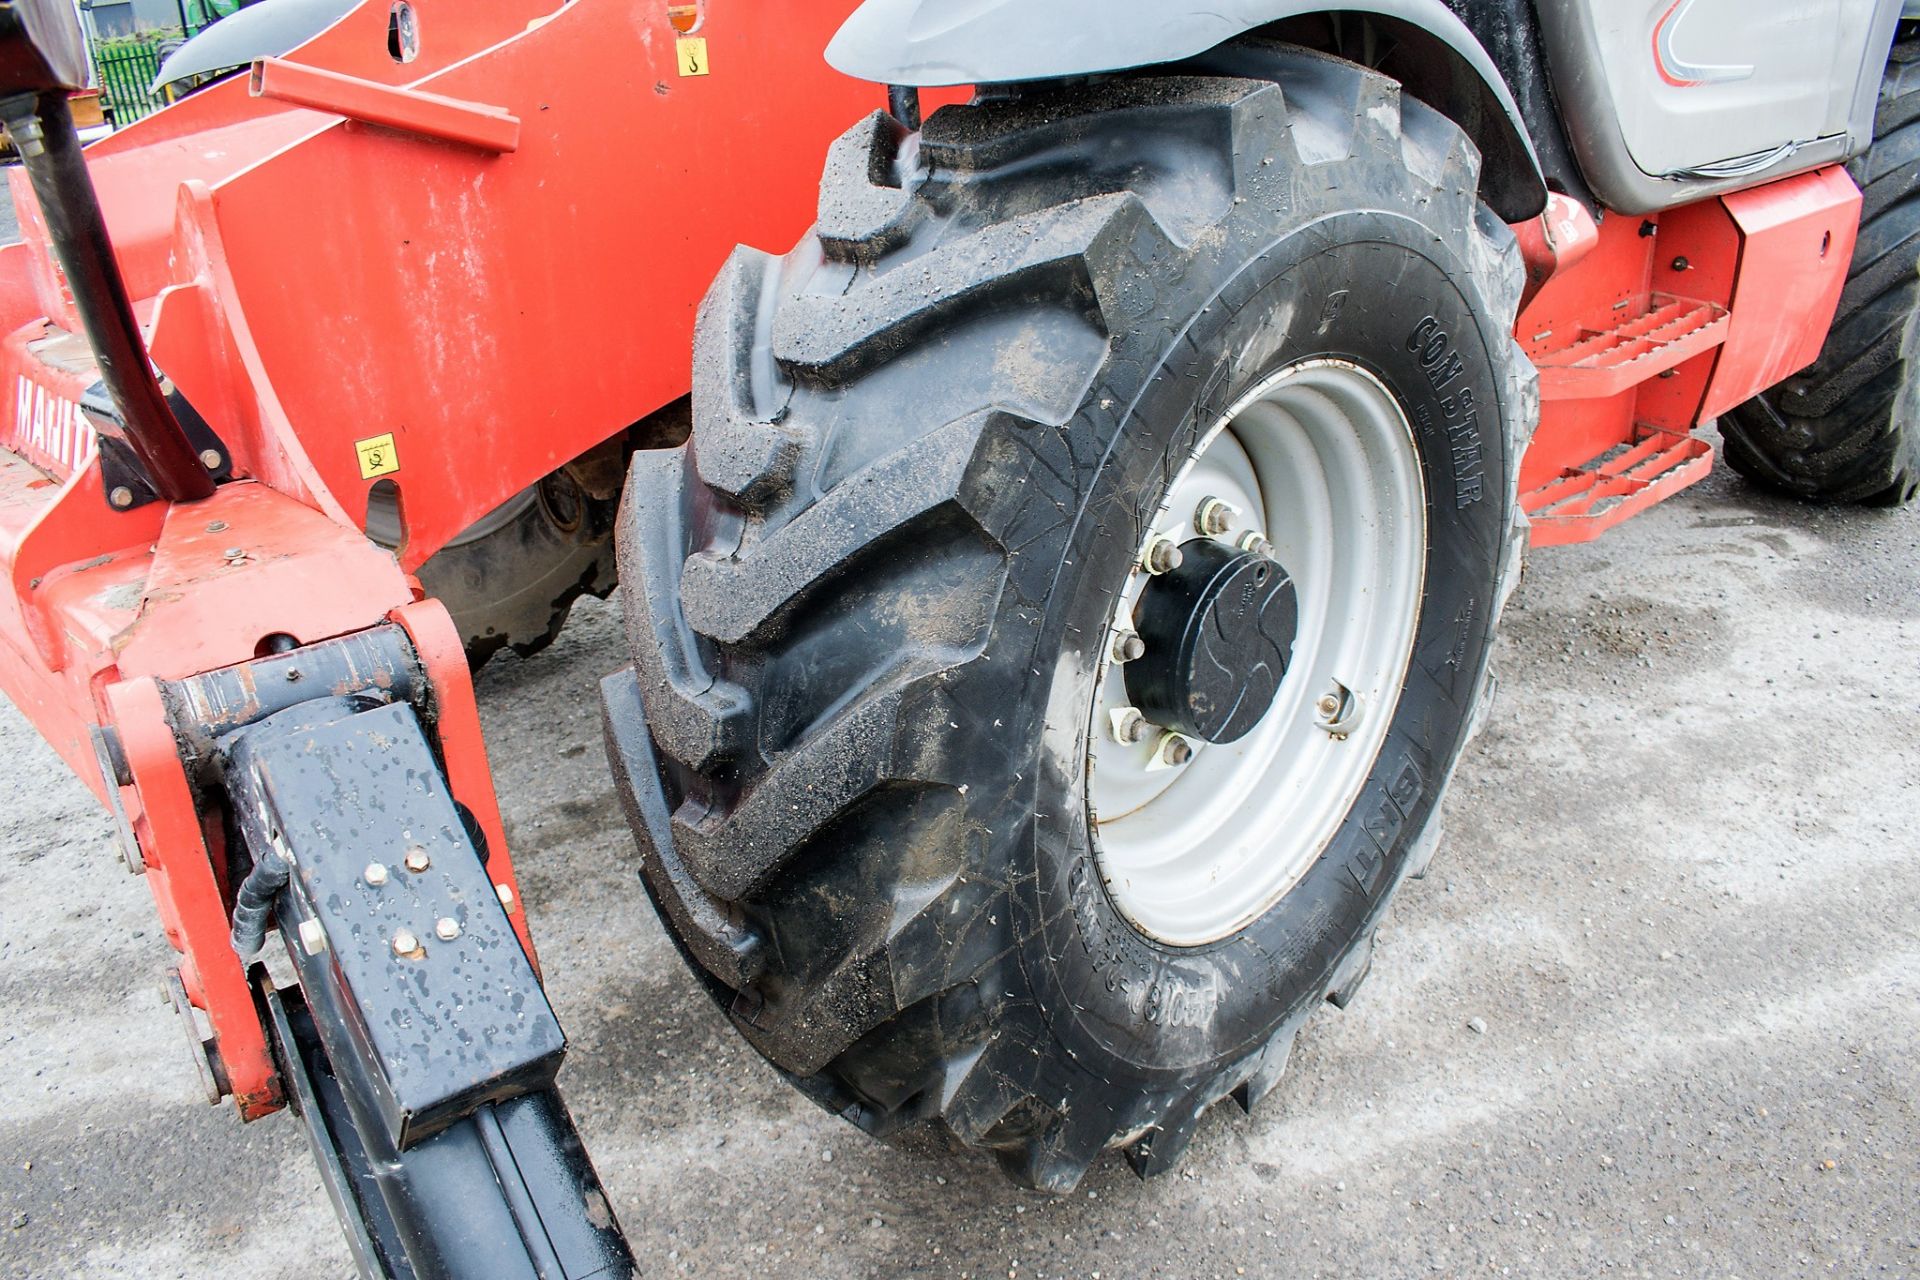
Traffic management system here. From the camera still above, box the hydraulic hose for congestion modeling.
[0,90,213,502]
[229,845,290,958]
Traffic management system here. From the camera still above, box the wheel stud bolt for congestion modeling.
[1237,531,1273,558]
[1154,731,1194,767]
[1141,534,1183,575]
[1315,681,1361,737]
[1110,707,1152,745]
[1111,629,1145,663]
[1194,497,1239,537]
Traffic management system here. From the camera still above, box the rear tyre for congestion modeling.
[1720,38,1920,507]
[619,52,1535,1189]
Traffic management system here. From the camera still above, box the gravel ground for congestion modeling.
[0,462,1916,1279]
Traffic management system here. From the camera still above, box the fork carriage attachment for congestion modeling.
[89,605,640,1279]
[194,627,634,1279]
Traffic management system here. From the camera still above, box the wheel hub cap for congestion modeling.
[1126,539,1298,745]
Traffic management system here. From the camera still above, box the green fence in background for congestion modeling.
[87,1,246,126]
[93,37,168,125]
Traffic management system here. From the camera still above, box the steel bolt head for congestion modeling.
[434,916,461,942]
[222,547,244,560]
[1237,531,1273,559]
[298,919,327,956]
[1195,497,1240,537]
[108,486,134,509]
[391,929,420,956]
[403,846,431,873]
[496,882,518,913]
[363,861,389,887]
[198,448,222,469]
[1155,732,1194,767]
[205,520,227,534]
[1141,535,1184,575]
[1315,682,1361,737]
[1111,630,1146,663]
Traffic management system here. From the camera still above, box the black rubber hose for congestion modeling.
[0,90,213,502]
[229,846,290,958]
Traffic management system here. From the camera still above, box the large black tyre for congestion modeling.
[1720,37,1920,507]
[618,51,1535,1189]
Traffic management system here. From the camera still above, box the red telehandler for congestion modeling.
[0,0,1912,1273]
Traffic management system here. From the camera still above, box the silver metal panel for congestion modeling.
[1537,0,1903,214]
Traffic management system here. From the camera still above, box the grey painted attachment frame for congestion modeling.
[828,0,1543,214]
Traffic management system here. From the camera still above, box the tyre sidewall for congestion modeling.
[1019,209,1511,1082]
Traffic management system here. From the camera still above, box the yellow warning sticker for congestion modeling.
[356,432,399,480]
[676,36,709,77]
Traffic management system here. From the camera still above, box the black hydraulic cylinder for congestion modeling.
[0,90,212,502]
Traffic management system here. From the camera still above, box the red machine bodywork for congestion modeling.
[1517,168,1859,544]
[0,0,878,1119]
[0,0,1869,1125]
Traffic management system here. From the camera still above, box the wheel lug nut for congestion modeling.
[1109,707,1152,745]
[1195,497,1239,537]
[1314,681,1361,738]
[1141,534,1183,575]
[1154,731,1194,767]
[1111,629,1145,663]
[1237,531,1273,558]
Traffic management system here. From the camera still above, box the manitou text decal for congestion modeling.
[10,375,96,478]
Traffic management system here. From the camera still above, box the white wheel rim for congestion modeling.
[1087,359,1427,946]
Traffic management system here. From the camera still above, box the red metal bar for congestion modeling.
[251,58,521,154]
[391,597,539,968]
[107,675,281,1116]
